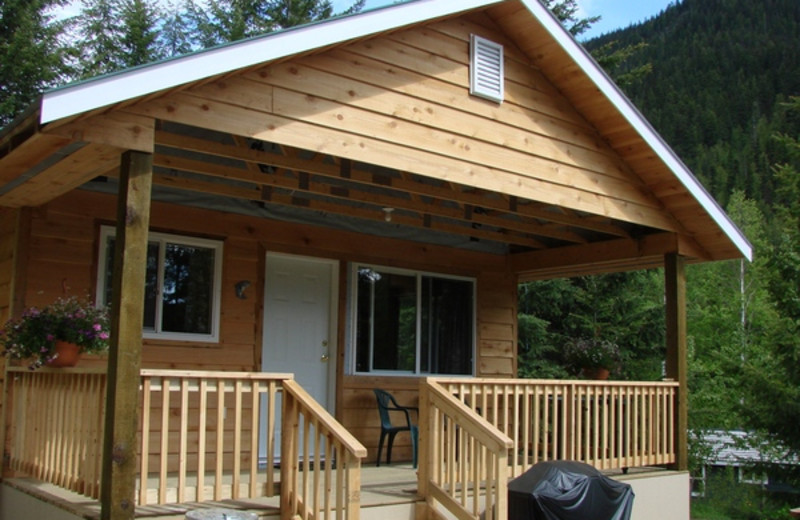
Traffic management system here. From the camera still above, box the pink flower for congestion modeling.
[93,323,102,331]
[99,332,110,340]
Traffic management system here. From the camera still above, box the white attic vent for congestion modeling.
[470,34,504,103]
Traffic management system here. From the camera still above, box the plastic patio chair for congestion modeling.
[373,388,418,468]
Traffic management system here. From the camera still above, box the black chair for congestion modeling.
[374,389,418,468]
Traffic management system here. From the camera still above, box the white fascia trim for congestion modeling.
[519,0,752,261]
[40,0,500,124]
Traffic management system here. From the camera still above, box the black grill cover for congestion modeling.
[508,461,634,520]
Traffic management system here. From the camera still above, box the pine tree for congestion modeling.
[0,0,73,126]
[119,0,163,67]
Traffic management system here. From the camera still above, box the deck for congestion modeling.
[3,463,420,519]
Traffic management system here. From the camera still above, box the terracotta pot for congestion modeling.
[47,340,81,367]
[582,367,610,380]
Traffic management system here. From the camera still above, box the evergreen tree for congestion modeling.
[183,0,363,48]
[76,0,124,77]
[0,0,73,126]
[119,0,163,66]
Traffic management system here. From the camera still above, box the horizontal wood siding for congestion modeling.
[0,207,19,433]
[19,189,515,463]
[126,13,676,233]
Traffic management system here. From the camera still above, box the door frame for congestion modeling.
[262,252,339,413]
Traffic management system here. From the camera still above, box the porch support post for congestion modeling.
[101,150,153,519]
[664,253,688,471]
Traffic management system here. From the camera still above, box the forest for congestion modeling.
[1,0,799,518]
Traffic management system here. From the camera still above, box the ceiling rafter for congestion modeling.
[153,153,547,248]
[154,129,629,242]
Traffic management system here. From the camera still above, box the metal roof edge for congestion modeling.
[518,0,753,262]
[40,0,499,125]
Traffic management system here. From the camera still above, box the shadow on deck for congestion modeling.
[2,463,421,520]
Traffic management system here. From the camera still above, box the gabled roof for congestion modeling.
[4,0,751,264]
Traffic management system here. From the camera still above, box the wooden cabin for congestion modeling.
[0,0,750,519]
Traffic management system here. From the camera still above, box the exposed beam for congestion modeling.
[44,111,155,153]
[155,130,617,241]
[153,153,552,246]
[512,233,681,280]
[146,169,546,249]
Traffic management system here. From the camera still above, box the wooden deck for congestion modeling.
[3,463,421,519]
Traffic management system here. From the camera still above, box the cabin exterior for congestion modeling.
[0,0,750,519]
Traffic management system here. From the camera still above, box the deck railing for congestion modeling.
[2,368,366,519]
[2,367,107,498]
[280,379,367,520]
[419,378,513,520]
[138,369,293,505]
[434,378,679,478]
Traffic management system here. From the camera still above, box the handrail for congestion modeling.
[281,379,367,520]
[419,378,513,520]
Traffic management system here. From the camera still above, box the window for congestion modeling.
[353,265,474,375]
[97,226,223,342]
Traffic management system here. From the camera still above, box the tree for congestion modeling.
[119,0,163,67]
[0,0,73,126]
[739,97,800,487]
[182,0,364,48]
[75,0,164,78]
[76,0,124,77]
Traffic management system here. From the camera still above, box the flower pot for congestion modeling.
[47,341,81,367]
[582,367,610,380]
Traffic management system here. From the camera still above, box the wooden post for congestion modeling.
[664,253,688,471]
[100,150,153,519]
[417,378,431,519]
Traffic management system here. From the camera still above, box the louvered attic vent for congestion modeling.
[470,34,504,103]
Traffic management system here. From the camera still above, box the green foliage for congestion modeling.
[517,271,665,380]
[0,0,73,126]
[587,0,800,210]
[693,468,793,520]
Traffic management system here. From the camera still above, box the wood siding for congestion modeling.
[18,189,516,461]
[125,14,676,234]
[0,207,21,431]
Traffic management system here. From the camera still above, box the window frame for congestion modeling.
[350,263,476,377]
[96,225,224,343]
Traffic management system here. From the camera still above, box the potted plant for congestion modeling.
[1,296,110,370]
[564,337,620,380]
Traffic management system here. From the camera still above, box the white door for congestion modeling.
[261,253,337,462]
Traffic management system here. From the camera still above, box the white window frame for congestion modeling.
[350,263,477,377]
[97,225,223,343]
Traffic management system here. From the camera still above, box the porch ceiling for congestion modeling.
[0,116,670,265]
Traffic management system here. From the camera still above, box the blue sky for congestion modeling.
[332,0,677,39]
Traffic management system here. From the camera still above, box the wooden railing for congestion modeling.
[138,369,293,505]
[419,378,513,520]
[434,378,679,479]
[2,367,107,498]
[280,379,367,520]
[3,368,366,519]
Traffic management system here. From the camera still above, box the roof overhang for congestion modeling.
[2,0,752,269]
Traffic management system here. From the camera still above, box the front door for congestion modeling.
[261,253,337,461]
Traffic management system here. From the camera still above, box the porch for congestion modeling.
[1,367,683,519]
